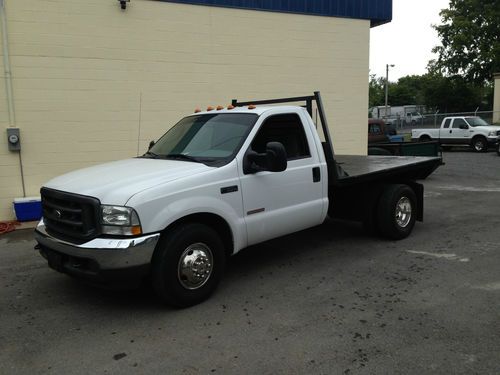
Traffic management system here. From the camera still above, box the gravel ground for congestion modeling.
[1,150,499,375]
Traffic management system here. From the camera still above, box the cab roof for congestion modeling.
[190,105,304,117]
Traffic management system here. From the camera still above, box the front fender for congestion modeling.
[134,195,247,253]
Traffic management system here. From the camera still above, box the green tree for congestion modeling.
[430,0,500,83]
[422,74,483,112]
[388,75,426,106]
[369,74,385,108]
[368,73,492,114]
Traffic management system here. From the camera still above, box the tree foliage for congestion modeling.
[430,0,500,83]
[368,75,385,108]
[369,73,493,113]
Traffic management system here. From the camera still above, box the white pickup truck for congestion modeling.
[35,93,442,307]
[411,116,500,152]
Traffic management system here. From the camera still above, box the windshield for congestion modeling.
[146,113,257,165]
[466,117,490,127]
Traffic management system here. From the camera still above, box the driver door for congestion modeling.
[238,112,325,246]
[449,118,470,142]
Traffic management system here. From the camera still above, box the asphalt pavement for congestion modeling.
[1,150,499,374]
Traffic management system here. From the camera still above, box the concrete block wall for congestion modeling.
[0,0,370,220]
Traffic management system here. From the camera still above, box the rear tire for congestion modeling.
[472,136,487,152]
[152,223,226,307]
[497,143,500,156]
[377,184,416,240]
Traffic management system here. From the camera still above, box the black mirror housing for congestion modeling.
[265,142,287,172]
[148,140,155,150]
[459,124,469,130]
[244,142,287,174]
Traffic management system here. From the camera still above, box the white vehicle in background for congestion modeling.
[371,105,424,127]
[411,116,500,152]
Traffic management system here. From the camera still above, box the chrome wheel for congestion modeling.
[473,138,485,152]
[395,197,412,228]
[177,243,213,290]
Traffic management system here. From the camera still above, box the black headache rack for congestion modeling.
[232,91,346,183]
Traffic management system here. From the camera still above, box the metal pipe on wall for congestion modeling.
[1,0,26,198]
[1,0,16,127]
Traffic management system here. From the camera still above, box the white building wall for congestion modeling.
[0,0,370,220]
[493,74,500,124]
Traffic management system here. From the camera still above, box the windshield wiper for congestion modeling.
[142,151,159,158]
[164,153,202,163]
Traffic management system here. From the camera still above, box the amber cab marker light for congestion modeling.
[248,105,256,110]
[207,106,214,111]
[216,105,224,111]
[227,105,235,110]
[194,108,201,113]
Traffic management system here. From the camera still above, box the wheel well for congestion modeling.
[472,135,486,142]
[163,213,234,258]
[420,134,431,140]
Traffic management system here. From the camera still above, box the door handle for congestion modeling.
[312,167,321,183]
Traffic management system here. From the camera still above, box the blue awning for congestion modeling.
[155,0,392,27]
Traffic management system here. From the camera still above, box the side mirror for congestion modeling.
[148,140,155,150]
[244,142,287,174]
[265,142,288,172]
[459,124,469,130]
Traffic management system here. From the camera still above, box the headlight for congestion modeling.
[488,131,496,137]
[101,205,142,236]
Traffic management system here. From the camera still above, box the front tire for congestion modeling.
[472,136,487,152]
[152,223,226,307]
[497,143,500,156]
[377,184,416,240]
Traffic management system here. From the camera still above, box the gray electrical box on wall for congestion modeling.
[7,128,21,151]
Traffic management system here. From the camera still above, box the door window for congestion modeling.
[443,119,451,129]
[452,119,468,129]
[369,123,382,134]
[251,114,310,160]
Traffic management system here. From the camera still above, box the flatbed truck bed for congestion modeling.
[333,155,442,185]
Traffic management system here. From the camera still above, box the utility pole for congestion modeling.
[384,64,395,120]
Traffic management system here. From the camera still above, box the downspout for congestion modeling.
[1,0,26,197]
[1,0,15,127]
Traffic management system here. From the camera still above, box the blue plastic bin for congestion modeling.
[13,197,42,222]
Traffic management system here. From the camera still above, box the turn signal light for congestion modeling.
[194,108,201,113]
[227,105,235,110]
[131,225,142,236]
[216,105,224,111]
[207,106,214,111]
[248,105,256,110]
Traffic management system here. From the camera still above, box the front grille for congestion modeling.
[497,130,500,136]
[41,188,101,244]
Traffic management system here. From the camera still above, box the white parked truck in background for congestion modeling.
[371,105,424,126]
[35,93,442,307]
[411,116,500,152]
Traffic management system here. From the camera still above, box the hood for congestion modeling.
[44,158,214,205]
[480,125,500,133]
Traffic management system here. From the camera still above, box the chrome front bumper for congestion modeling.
[35,221,160,271]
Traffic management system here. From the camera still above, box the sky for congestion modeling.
[369,0,451,82]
